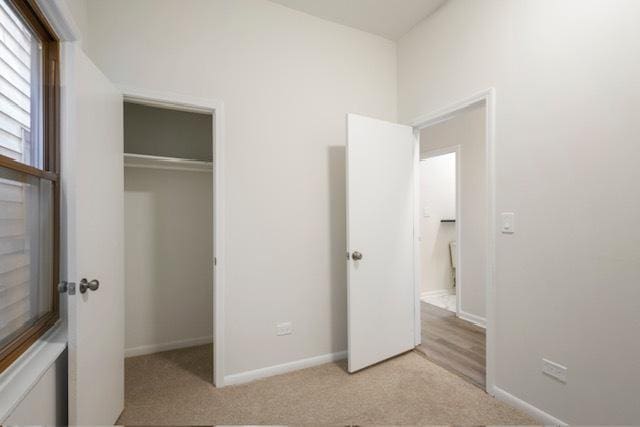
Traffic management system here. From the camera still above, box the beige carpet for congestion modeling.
[117,344,536,425]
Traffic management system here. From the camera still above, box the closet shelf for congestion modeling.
[124,153,213,172]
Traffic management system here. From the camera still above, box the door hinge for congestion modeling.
[214,257,217,266]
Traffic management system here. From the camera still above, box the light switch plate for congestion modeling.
[501,212,515,234]
[276,322,293,336]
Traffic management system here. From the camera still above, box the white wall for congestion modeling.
[124,168,213,355]
[84,0,397,376]
[419,154,456,295]
[420,106,487,320]
[63,0,90,51]
[399,0,640,423]
[3,351,67,425]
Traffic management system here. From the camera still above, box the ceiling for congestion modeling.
[269,0,447,41]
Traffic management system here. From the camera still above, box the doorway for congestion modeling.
[414,101,488,388]
[345,90,495,393]
[122,100,214,371]
[419,150,458,313]
[119,87,225,388]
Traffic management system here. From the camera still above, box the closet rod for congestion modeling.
[124,153,213,172]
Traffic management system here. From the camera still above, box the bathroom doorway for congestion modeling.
[415,101,487,389]
[419,150,458,313]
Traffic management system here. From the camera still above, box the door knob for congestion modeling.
[352,251,363,261]
[79,278,99,294]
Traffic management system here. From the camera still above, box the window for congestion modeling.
[0,0,59,373]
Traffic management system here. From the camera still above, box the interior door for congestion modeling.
[65,45,125,424]
[346,114,416,372]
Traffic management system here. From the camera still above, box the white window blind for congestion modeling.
[0,0,33,163]
[0,0,47,346]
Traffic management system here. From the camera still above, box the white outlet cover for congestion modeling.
[276,322,293,336]
[542,358,567,383]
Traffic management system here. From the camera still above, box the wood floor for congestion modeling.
[416,302,486,388]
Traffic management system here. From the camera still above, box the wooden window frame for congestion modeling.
[0,0,60,373]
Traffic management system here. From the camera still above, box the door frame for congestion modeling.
[419,145,462,316]
[118,86,227,388]
[409,88,496,395]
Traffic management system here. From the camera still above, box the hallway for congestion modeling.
[417,302,486,388]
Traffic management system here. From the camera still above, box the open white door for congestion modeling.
[346,114,416,373]
[65,45,125,424]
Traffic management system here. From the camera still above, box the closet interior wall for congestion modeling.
[123,102,214,357]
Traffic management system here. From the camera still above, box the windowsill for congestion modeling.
[0,321,67,423]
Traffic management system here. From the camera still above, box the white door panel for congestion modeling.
[66,45,124,425]
[346,114,416,372]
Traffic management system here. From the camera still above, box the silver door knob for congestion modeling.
[352,251,363,261]
[79,278,99,294]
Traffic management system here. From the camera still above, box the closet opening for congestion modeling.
[122,99,215,385]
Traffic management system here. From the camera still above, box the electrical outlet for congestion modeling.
[542,358,567,383]
[276,322,293,336]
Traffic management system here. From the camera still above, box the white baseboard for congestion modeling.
[125,335,213,358]
[224,350,347,386]
[457,310,486,328]
[420,289,454,300]
[493,386,567,425]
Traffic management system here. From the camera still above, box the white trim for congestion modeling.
[118,85,227,388]
[409,88,496,395]
[119,87,222,116]
[420,289,453,299]
[412,129,421,346]
[124,153,213,172]
[123,95,213,115]
[33,0,80,41]
[457,310,486,328]
[224,351,347,386]
[124,336,213,358]
[493,386,567,426]
[485,88,497,396]
[420,145,461,317]
[0,323,67,423]
[409,89,489,128]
